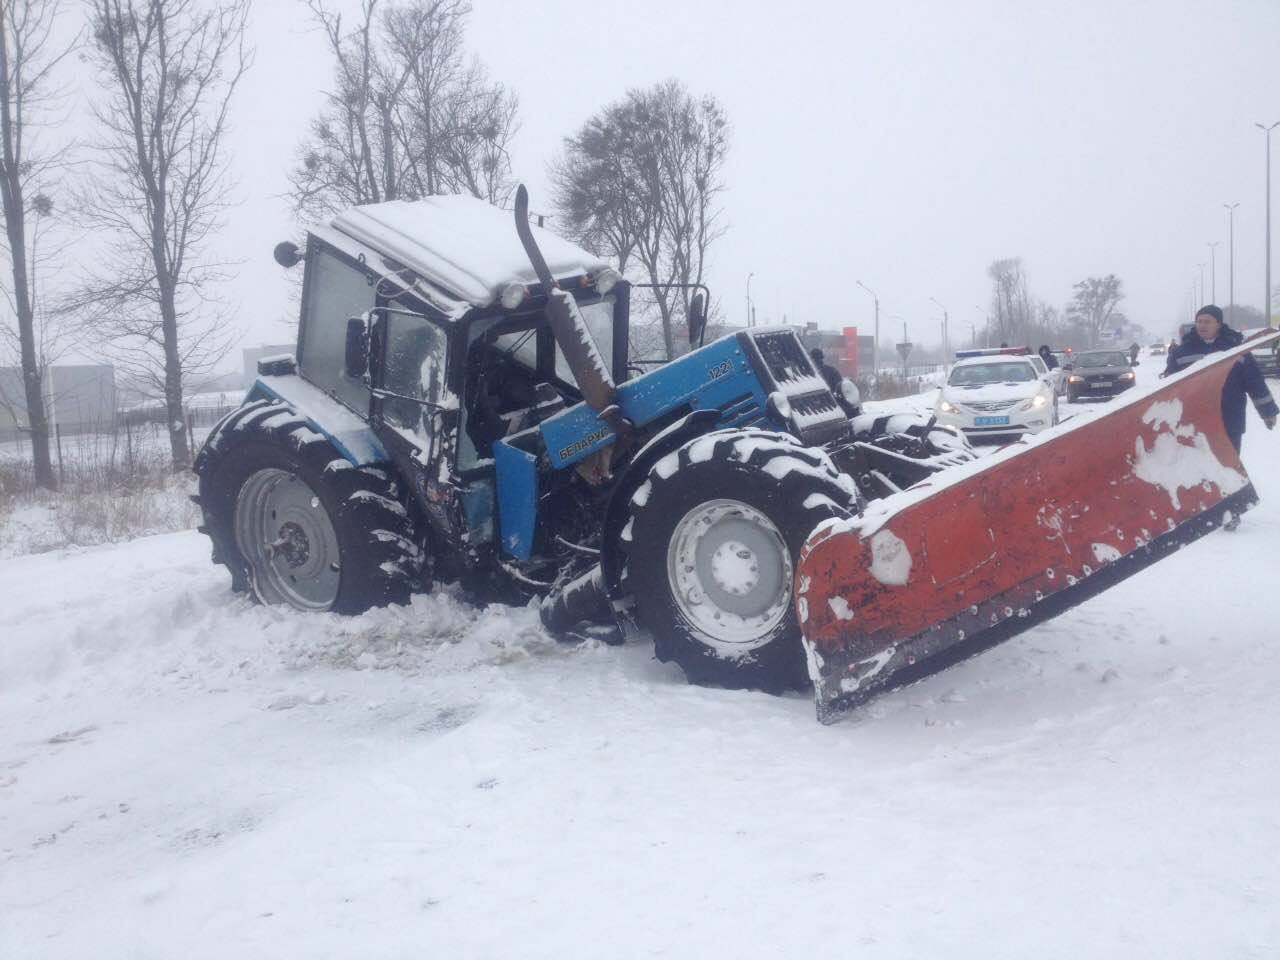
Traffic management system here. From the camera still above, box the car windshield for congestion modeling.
[948,361,1036,386]
[1075,352,1128,369]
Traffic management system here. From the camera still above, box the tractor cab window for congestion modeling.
[553,297,614,385]
[298,246,375,414]
[459,317,567,469]
[381,310,449,449]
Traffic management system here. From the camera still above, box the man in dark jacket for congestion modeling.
[809,347,860,417]
[1164,305,1277,528]
[1038,345,1059,369]
[809,347,843,393]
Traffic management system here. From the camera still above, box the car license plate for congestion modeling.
[975,415,1010,426]
[1093,380,1112,388]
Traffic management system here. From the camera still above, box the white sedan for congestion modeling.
[934,355,1059,441]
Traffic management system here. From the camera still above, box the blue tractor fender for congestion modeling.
[240,374,388,466]
[599,409,723,600]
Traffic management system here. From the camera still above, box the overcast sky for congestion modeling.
[210,0,1280,355]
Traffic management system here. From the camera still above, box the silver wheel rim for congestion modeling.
[235,468,341,611]
[667,499,792,652]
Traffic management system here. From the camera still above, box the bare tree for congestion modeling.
[986,257,1035,345]
[1067,274,1125,347]
[75,0,251,470]
[289,0,518,221]
[552,79,730,359]
[0,0,75,488]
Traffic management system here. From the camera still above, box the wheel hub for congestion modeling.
[709,539,759,596]
[272,521,311,568]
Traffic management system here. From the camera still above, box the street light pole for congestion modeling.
[929,296,949,358]
[855,280,880,377]
[1195,264,1206,305]
[1224,202,1240,323]
[1207,242,1219,303]
[1257,121,1280,325]
[746,272,754,328]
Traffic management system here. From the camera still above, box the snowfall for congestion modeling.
[3,360,1279,959]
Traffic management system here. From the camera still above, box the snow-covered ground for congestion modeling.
[4,362,1280,958]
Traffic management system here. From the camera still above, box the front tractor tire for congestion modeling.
[621,430,857,693]
[193,400,422,614]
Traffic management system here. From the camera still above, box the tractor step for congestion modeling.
[798,331,1279,722]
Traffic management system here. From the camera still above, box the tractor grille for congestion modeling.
[791,390,840,418]
[964,399,1018,412]
[751,331,814,385]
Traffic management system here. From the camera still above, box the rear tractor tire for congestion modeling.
[193,399,423,614]
[621,429,857,693]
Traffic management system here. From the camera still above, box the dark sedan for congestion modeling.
[1064,349,1137,402]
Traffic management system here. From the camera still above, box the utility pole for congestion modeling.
[1207,242,1219,302]
[746,272,754,328]
[856,280,880,377]
[1224,202,1239,324]
[1256,121,1280,325]
[930,297,949,358]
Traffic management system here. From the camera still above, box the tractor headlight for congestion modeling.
[500,283,528,310]
[593,267,621,295]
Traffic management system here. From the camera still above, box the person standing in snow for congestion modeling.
[809,347,860,417]
[809,347,843,393]
[1164,304,1278,528]
[1038,344,1059,369]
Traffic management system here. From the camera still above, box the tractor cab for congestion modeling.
[273,196,628,574]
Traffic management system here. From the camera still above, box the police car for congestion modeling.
[934,348,1060,441]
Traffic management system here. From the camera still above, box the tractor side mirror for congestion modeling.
[273,241,303,269]
[687,292,707,346]
[345,315,369,378]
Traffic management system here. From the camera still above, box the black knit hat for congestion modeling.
[1196,304,1224,323]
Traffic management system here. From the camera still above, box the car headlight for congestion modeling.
[1019,394,1049,412]
[1068,375,1083,383]
[1120,371,1135,380]
[938,398,958,414]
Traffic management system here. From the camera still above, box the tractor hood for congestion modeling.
[328,196,610,310]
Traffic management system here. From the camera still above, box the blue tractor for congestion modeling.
[194,189,970,692]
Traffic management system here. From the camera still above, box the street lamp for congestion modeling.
[1224,202,1240,323]
[1195,263,1206,305]
[929,296,949,357]
[746,272,755,328]
[1256,121,1280,325]
[855,280,880,377]
[1207,241,1220,303]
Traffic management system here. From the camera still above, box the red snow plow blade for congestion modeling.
[799,331,1280,723]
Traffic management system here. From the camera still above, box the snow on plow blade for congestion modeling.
[798,331,1280,723]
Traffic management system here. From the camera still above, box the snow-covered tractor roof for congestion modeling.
[310,195,610,319]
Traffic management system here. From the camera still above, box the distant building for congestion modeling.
[0,364,117,443]
[242,344,295,387]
